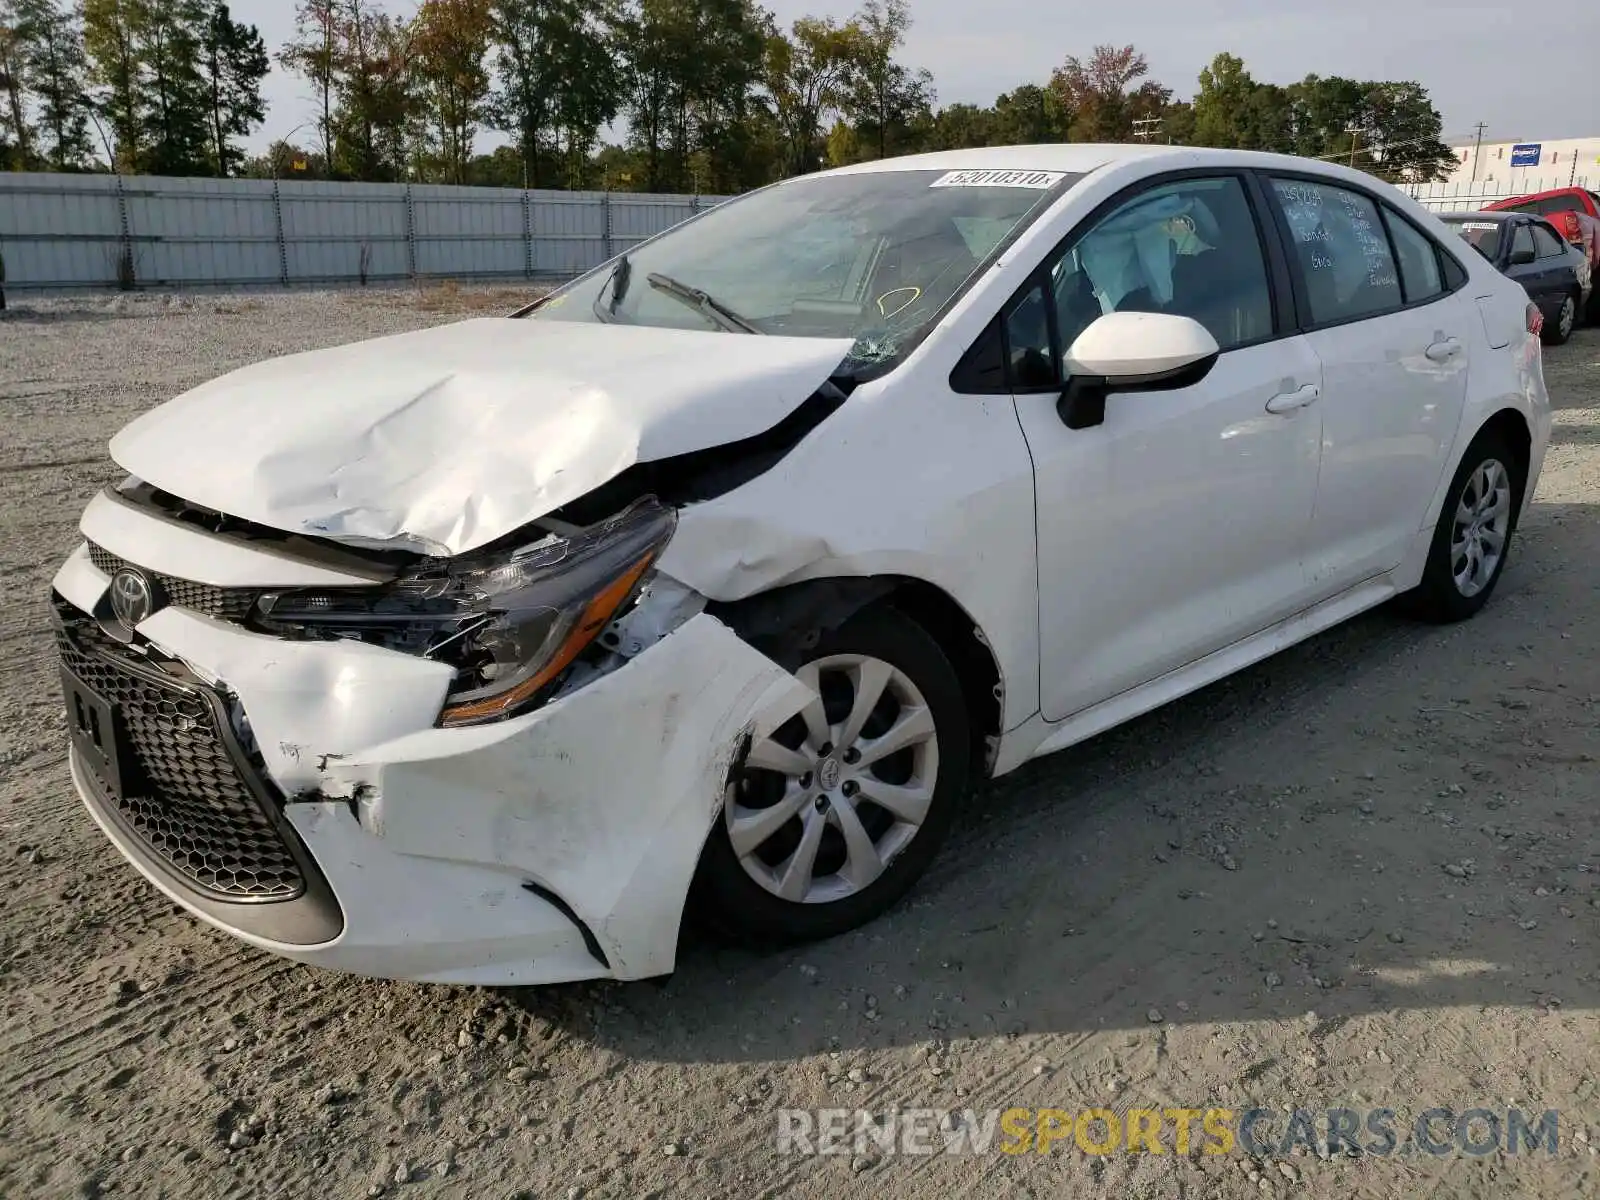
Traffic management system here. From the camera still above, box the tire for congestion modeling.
[691,605,971,947]
[1400,428,1525,624]
[1542,292,1577,346]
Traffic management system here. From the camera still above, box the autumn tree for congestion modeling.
[411,0,493,184]
[333,1,415,181]
[1050,44,1170,142]
[199,2,267,176]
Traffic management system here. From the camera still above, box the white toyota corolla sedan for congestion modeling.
[52,145,1550,984]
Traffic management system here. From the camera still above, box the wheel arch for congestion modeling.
[1475,407,1534,506]
[706,575,1005,776]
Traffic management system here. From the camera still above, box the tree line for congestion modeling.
[0,0,1460,191]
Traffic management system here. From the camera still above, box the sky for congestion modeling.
[236,0,1600,156]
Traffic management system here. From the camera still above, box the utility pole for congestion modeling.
[1131,117,1161,143]
[1345,123,1362,168]
[1470,121,1487,182]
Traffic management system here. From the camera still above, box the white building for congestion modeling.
[1443,136,1600,191]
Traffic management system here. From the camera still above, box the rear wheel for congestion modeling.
[1542,292,1577,345]
[1400,429,1524,623]
[692,606,970,946]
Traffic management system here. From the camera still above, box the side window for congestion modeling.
[1510,224,1536,262]
[1003,282,1057,389]
[1382,209,1444,304]
[1270,177,1402,324]
[1052,175,1273,354]
[1532,225,1567,258]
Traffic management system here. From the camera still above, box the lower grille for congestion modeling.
[86,542,260,622]
[56,600,305,902]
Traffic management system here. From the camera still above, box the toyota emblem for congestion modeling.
[109,568,155,627]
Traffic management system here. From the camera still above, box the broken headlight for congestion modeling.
[254,499,677,727]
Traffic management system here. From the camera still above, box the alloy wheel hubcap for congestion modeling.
[724,653,939,904]
[1450,457,1511,598]
[1560,298,1575,338]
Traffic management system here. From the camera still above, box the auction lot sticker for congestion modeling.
[930,169,1067,189]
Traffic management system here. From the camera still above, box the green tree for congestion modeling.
[927,101,992,151]
[17,0,93,169]
[137,0,210,175]
[491,0,621,189]
[82,0,143,168]
[989,83,1068,145]
[838,0,932,161]
[1361,80,1454,181]
[199,2,266,176]
[616,0,768,193]
[1192,51,1253,148]
[278,1,339,168]
[1,0,38,167]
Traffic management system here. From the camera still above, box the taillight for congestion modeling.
[1526,302,1544,336]
[1560,212,1580,240]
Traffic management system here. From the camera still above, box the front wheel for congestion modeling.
[1399,430,1524,623]
[691,606,971,946]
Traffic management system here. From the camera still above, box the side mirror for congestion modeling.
[1509,247,1536,266]
[1057,311,1221,430]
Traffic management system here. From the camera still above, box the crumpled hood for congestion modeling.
[110,317,856,556]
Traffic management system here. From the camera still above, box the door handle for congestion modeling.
[1265,383,1319,414]
[1425,337,1462,362]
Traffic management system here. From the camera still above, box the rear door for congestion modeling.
[1262,174,1472,594]
[1501,220,1547,300]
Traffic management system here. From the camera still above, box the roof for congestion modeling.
[1435,210,1519,222]
[814,144,1416,192]
[821,143,1179,177]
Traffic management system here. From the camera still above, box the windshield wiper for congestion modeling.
[646,272,762,334]
[592,253,632,323]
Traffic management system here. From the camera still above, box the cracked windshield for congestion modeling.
[526,168,1077,363]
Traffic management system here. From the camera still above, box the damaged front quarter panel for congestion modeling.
[317,613,813,980]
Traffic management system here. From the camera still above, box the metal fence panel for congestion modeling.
[0,172,728,292]
[1407,174,1599,212]
[0,173,124,289]
[530,190,608,278]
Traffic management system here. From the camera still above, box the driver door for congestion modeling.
[1009,173,1326,722]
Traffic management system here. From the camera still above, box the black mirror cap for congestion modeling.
[1509,248,1537,266]
[1056,350,1221,430]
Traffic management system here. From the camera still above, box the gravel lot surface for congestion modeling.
[0,289,1597,1200]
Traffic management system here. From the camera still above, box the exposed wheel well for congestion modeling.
[1476,408,1532,501]
[881,579,1003,774]
[707,575,1004,776]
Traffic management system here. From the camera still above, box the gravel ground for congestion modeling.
[0,289,1597,1200]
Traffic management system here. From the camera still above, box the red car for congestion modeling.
[1485,187,1600,319]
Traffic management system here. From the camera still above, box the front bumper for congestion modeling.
[52,533,808,985]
